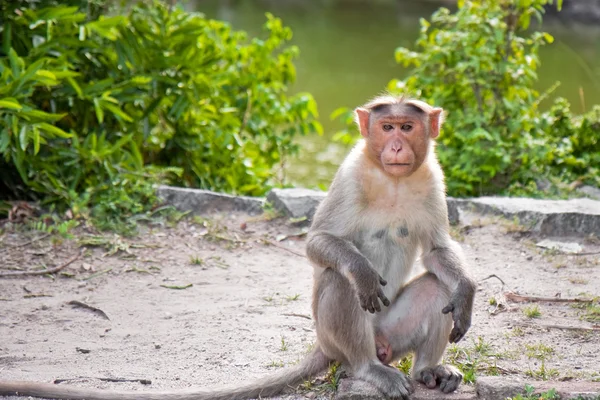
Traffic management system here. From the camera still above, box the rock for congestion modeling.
[267,188,327,220]
[536,239,583,254]
[156,185,264,215]
[335,379,383,400]
[476,376,527,399]
[453,196,600,237]
[477,376,600,400]
[335,379,476,400]
[447,198,460,225]
[578,185,600,201]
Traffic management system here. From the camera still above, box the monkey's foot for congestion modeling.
[359,362,413,399]
[417,364,462,393]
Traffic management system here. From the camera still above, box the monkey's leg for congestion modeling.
[377,272,463,393]
[314,269,413,399]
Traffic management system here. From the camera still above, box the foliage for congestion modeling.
[0,0,320,232]
[332,0,599,197]
[510,385,558,400]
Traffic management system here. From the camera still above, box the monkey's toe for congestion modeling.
[418,365,462,393]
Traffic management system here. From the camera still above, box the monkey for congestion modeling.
[305,94,476,398]
[0,95,476,400]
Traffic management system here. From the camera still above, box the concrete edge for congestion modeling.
[156,186,600,236]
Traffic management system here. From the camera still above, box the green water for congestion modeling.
[188,0,600,189]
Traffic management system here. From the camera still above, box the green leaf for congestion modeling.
[94,98,104,123]
[36,123,71,138]
[0,98,22,110]
[33,127,41,155]
[19,109,66,123]
[102,102,133,122]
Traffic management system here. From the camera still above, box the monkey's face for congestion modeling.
[356,108,431,178]
[371,116,430,177]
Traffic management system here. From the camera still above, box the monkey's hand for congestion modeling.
[348,263,390,313]
[442,284,474,343]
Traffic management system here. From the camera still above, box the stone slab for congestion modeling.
[157,185,600,236]
[453,196,600,236]
[477,376,600,400]
[334,379,476,400]
[267,188,327,220]
[156,185,264,215]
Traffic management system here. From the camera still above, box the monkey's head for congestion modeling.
[355,95,444,178]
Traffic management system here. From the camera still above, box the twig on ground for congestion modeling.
[262,239,306,258]
[68,300,110,320]
[54,377,152,385]
[514,321,600,332]
[480,274,506,286]
[283,313,312,320]
[504,291,594,303]
[160,283,193,290]
[82,267,112,281]
[0,252,80,278]
[570,251,600,256]
[10,233,51,248]
[24,293,53,298]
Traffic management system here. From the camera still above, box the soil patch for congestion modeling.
[1,211,599,399]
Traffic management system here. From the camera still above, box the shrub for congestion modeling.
[332,0,599,197]
[0,0,320,231]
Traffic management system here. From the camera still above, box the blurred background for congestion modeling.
[2,0,599,231]
[188,0,600,188]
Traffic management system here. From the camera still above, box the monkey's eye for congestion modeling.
[382,124,394,132]
[401,124,413,132]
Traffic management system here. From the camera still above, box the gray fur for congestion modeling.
[306,96,475,398]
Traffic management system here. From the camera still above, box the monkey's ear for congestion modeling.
[429,107,445,139]
[355,108,370,138]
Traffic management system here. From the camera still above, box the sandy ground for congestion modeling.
[0,210,599,399]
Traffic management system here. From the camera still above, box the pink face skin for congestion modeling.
[356,103,442,178]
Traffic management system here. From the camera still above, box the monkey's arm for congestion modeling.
[421,232,476,343]
[307,231,390,313]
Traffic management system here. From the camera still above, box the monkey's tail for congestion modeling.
[0,346,331,400]
[193,345,331,400]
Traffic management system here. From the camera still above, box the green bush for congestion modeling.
[333,0,599,197]
[0,0,320,231]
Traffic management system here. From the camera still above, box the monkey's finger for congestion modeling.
[378,290,390,307]
[373,299,381,313]
[449,327,465,343]
[420,370,437,389]
[441,303,454,314]
[379,276,387,286]
[440,372,461,393]
[367,301,376,314]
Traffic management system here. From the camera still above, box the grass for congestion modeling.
[524,343,558,380]
[510,326,526,337]
[568,276,588,284]
[572,299,600,323]
[445,336,501,383]
[286,293,301,301]
[523,305,542,319]
[509,385,558,400]
[280,336,288,351]
[323,362,343,391]
[266,360,284,368]
[189,255,203,265]
[396,355,413,374]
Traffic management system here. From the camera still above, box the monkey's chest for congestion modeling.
[354,226,419,288]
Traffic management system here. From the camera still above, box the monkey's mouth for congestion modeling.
[386,163,410,166]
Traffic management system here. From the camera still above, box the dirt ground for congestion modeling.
[0,210,599,399]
